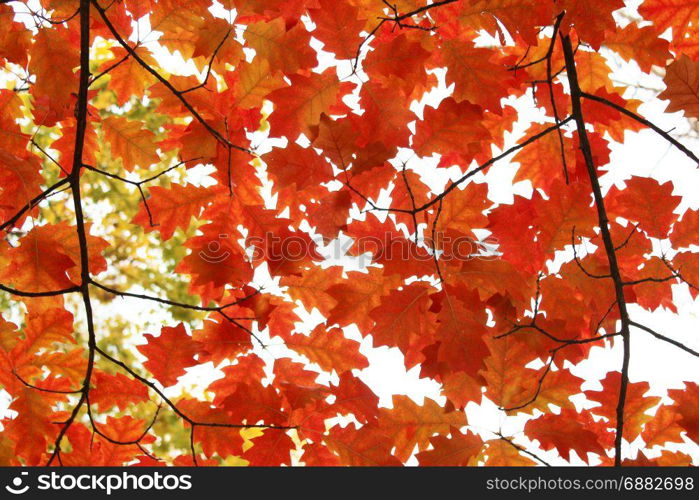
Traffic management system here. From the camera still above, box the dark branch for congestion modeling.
[0,178,71,232]
[90,0,252,155]
[629,321,699,358]
[500,346,561,412]
[0,283,80,297]
[496,433,552,467]
[86,396,162,445]
[48,0,94,466]
[571,226,612,279]
[581,92,699,166]
[181,30,232,94]
[495,323,620,346]
[13,371,82,394]
[90,280,261,313]
[357,117,574,215]
[83,157,201,228]
[562,33,632,468]
[545,14,569,183]
[95,345,294,431]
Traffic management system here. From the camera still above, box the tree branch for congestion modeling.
[496,433,552,467]
[629,321,699,358]
[90,0,252,155]
[357,117,573,215]
[0,178,70,232]
[95,345,294,431]
[581,92,699,165]
[82,157,201,227]
[90,280,261,313]
[562,34,632,468]
[0,283,80,297]
[13,370,82,394]
[48,0,94,465]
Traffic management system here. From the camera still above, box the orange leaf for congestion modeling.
[309,0,366,60]
[525,410,606,462]
[268,69,353,139]
[639,0,699,40]
[585,372,662,441]
[659,54,699,119]
[90,371,150,412]
[285,326,367,374]
[102,116,159,171]
[416,429,483,466]
[137,323,199,387]
[133,183,217,240]
[413,98,491,167]
[481,439,536,466]
[607,177,680,238]
[377,395,467,462]
[603,24,670,73]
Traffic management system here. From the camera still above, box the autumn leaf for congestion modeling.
[11,306,75,365]
[285,326,367,374]
[639,0,699,40]
[100,46,157,106]
[232,58,286,110]
[481,439,536,466]
[1,0,697,468]
[330,372,380,423]
[133,183,217,240]
[435,40,514,112]
[0,151,43,227]
[586,372,662,441]
[0,6,31,67]
[321,423,402,466]
[603,24,670,73]
[413,97,491,167]
[667,382,699,443]
[364,32,431,97]
[659,54,699,119]
[0,224,76,292]
[243,429,294,466]
[671,209,699,248]
[308,0,366,60]
[243,18,316,75]
[525,410,606,462]
[416,429,483,466]
[607,177,680,238]
[136,323,199,387]
[102,116,160,171]
[192,316,252,366]
[377,395,467,462]
[90,371,150,411]
[369,283,437,368]
[5,384,66,465]
[513,123,576,191]
[641,404,685,448]
[326,268,400,331]
[268,69,354,139]
[28,26,78,125]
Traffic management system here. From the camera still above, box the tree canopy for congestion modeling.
[0,0,697,466]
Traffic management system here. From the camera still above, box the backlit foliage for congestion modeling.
[0,0,697,466]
